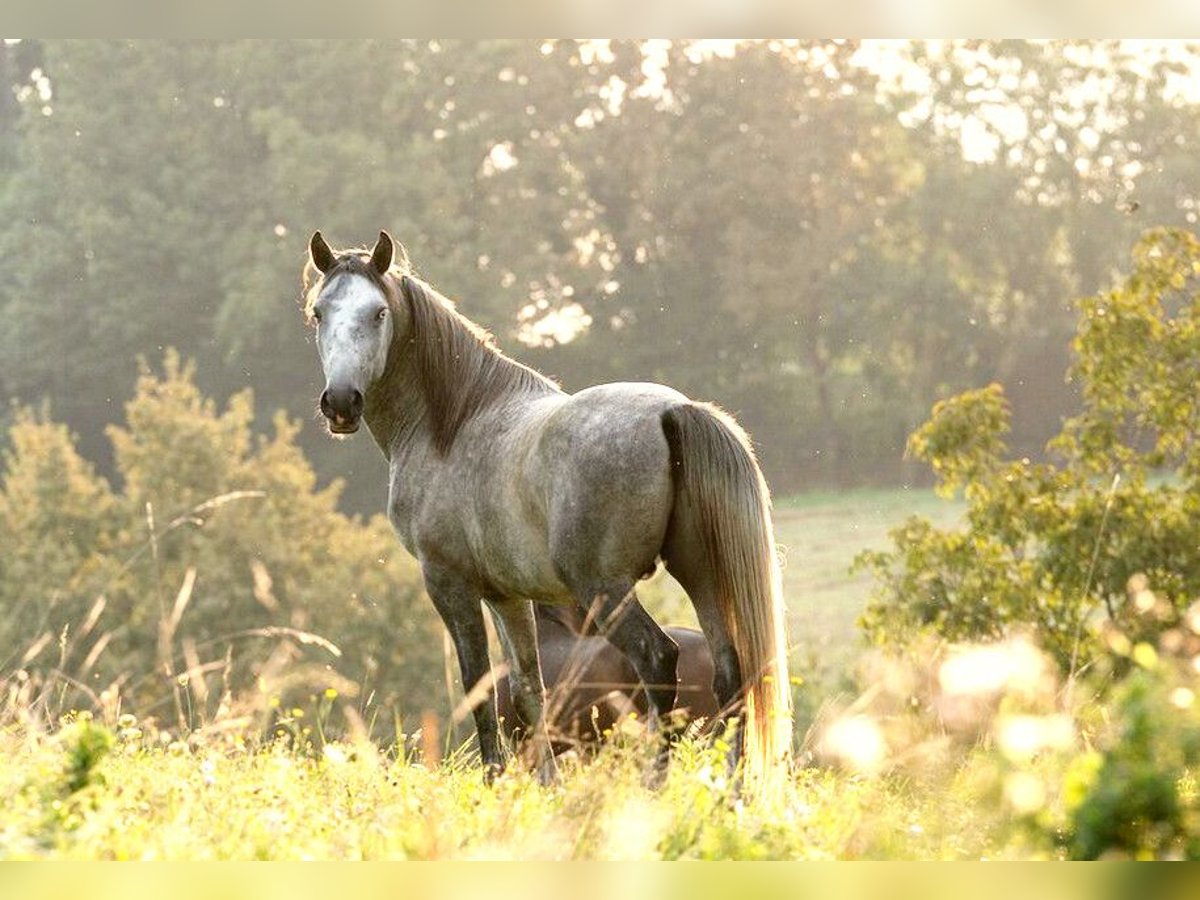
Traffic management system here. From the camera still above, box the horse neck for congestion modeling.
[362,351,424,459]
[363,276,558,460]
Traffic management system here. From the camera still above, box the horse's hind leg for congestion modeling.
[486,598,558,784]
[573,581,680,776]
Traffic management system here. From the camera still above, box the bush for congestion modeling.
[0,409,125,678]
[858,228,1200,672]
[990,585,1200,860]
[1,352,445,739]
[851,228,1200,858]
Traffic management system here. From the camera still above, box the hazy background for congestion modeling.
[1,39,1198,513]
[5,40,1200,862]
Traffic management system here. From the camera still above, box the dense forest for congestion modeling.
[2,40,1198,512]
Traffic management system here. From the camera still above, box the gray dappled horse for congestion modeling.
[302,230,791,787]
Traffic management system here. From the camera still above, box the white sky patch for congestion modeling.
[684,39,742,63]
[577,39,615,67]
[599,74,627,116]
[852,39,1200,165]
[960,115,999,164]
[632,39,673,105]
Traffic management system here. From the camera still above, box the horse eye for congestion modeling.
[375,308,387,322]
[310,309,322,324]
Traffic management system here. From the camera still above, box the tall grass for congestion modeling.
[0,582,1081,860]
[4,484,1179,860]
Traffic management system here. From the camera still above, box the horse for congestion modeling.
[301,230,791,788]
[494,603,719,751]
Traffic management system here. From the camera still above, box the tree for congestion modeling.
[2,352,444,734]
[859,228,1200,670]
[5,41,1200,504]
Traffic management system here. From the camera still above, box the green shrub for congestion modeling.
[1,352,444,739]
[858,228,1200,672]
[985,588,1200,860]
[855,228,1200,858]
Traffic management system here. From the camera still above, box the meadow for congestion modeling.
[2,447,1192,862]
[1,487,1042,862]
[4,40,1200,865]
[0,718,994,861]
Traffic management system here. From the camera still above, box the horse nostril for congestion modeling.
[321,386,364,421]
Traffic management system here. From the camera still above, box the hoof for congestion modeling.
[482,761,505,786]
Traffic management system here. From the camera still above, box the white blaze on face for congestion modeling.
[317,273,393,393]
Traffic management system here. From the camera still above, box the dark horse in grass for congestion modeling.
[301,231,791,788]
[495,604,719,751]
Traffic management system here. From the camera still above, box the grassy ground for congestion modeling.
[0,718,1004,860]
[643,486,961,724]
[773,486,961,670]
[649,486,960,641]
[3,485,1011,861]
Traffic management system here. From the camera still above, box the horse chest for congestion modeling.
[385,470,425,557]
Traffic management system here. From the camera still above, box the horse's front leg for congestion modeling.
[422,562,505,782]
[487,598,558,785]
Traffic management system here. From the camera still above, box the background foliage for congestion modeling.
[3,41,1200,510]
[859,227,1200,671]
[854,227,1200,858]
[0,355,444,735]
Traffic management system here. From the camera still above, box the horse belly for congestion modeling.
[481,524,574,603]
[491,569,574,606]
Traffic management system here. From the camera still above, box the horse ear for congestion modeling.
[309,231,335,274]
[370,230,395,275]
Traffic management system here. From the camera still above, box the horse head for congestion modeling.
[304,230,409,436]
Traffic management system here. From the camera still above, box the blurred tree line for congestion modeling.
[1,40,1199,511]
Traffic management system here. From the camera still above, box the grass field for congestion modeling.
[2,716,1003,860]
[4,485,1043,862]
[775,487,960,667]
[648,485,961,637]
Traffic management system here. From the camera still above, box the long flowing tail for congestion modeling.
[661,403,792,789]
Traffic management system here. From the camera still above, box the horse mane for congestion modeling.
[401,275,560,455]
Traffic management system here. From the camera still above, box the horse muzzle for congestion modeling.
[320,386,364,434]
